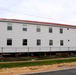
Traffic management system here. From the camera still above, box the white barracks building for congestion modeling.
[0,18,76,54]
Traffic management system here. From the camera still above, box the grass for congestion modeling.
[0,57,76,69]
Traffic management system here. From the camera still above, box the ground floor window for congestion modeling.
[37,39,41,46]
[7,38,12,46]
[60,40,63,46]
[23,39,27,46]
[49,40,53,45]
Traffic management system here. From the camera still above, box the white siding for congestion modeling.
[0,21,76,53]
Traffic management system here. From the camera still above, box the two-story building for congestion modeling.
[0,18,76,56]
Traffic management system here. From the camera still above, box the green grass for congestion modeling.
[0,58,76,69]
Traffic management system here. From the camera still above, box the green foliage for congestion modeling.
[0,58,76,69]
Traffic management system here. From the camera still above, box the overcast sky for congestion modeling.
[0,0,76,25]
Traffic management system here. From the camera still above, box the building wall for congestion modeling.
[0,21,76,53]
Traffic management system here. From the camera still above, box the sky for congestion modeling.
[0,0,76,25]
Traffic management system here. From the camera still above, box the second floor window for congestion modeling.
[7,26,12,30]
[67,28,69,30]
[37,26,41,32]
[60,28,63,33]
[7,22,12,30]
[23,25,27,31]
[49,27,52,33]
[23,28,27,31]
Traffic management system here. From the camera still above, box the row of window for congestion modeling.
[7,25,65,33]
[7,39,64,46]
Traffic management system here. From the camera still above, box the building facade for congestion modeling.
[0,18,76,53]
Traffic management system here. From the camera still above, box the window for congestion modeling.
[49,27,52,33]
[7,39,12,46]
[60,28,63,33]
[7,26,12,30]
[68,40,70,41]
[23,39,27,46]
[23,25,27,31]
[60,40,63,46]
[67,28,69,30]
[23,28,27,31]
[37,39,41,46]
[49,40,53,45]
[37,26,41,32]
[7,22,12,30]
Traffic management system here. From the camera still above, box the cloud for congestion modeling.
[0,0,76,25]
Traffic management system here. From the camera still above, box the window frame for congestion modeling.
[37,39,41,46]
[60,40,64,46]
[7,25,12,30]
[60,28,63,33]
[49,40,53,46]
[7,38,12,46]
[36,26,41,32]
[49,27,52,33]
[67,28,69,30]
[7,22,12,30]
[23,25,27,31]
[23,39,27,46]
[23,28,27,31]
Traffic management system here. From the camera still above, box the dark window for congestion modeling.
[60,40,63,46]
[7,39,12,46]
[67,28,69,30]
[49,27,52,33]
[23,25,27,31]
[37,39,41,46]
[23,39,27,46]
[7,26,12,30]
[60,28,63,33]
[23,28,27,31]
[37,26,41,32]
[68,40,70,41]
[37,28,40,32]
[49,40,53,45]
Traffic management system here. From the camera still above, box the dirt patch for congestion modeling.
[0,62,76,75]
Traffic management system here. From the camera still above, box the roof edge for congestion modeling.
[0,18,76,28]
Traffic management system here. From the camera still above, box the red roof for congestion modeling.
[0,18,76,28]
